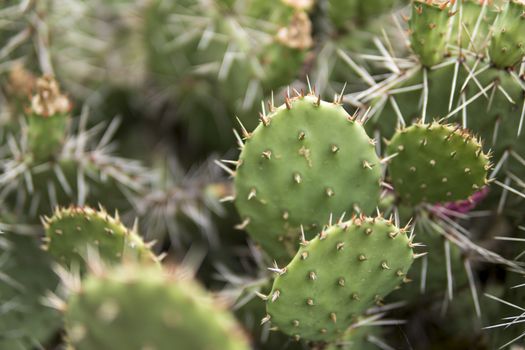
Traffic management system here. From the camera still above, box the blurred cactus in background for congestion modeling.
[1,0,525,349]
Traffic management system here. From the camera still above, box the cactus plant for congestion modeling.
[264,215,414,341]
[0,76,153,219]
[386,122,490,204]
[488,0,525,69]
[43,206,157,269]
[26,76,71,163]
[3,0,525,349]
[408,0,453,67]
[0,231,62,349]
[63,263,250,350]
[232,94,381,259]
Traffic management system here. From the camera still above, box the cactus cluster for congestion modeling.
[2,0,525,349]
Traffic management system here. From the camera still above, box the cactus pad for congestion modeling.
[44,206,156,268]
[386,123,490,205]
[265,216,414,341]
[0,232,62,348]
[408,0,453,67]
[488,0,525,69]
[234,95,381,259]
[64,264,250,350]
[27,76,71,162]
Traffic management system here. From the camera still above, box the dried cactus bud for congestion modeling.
[282,0,314,11]
[30,76,71,118]
[276,11,313,49]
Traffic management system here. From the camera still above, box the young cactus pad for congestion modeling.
[64,264,250,350]
[27,76,71,162]
[488,0,525,69]
[233,94,381,259]
[43,206,156,268]
[264,216,414,342]
[386,123,490,205]
[408,0,453,67]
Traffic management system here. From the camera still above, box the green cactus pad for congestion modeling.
[265,216,414,341]
[452,0,497,50]
[489,0,525,69]
[0,232,62,348]
[64,264,250,350]
[386,123,490,205]
[234,95,382,260]
[44,206,156,268]
[408,0,453,67]
[28,112,69,163]
[26,76,71,163]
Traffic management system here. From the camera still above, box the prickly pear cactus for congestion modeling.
[386,123,490,204]
[452,0,497,48]
[0,74,153,220]
[5,0,525,349]
[408,0,452,67]
[64,264,250,350]
[0,232,62,349]
[43,206,156,268]
[264,216,414,341]
[233,94,381,259]
[488,0,525,69]
[27,76,71,163]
